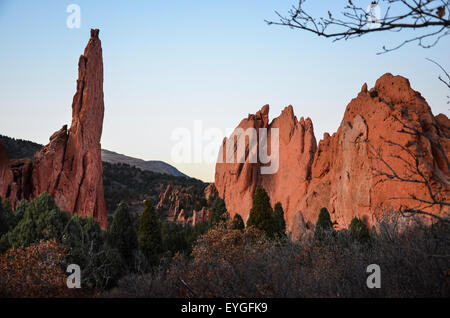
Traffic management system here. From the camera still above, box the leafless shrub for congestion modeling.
[106,221,449,298]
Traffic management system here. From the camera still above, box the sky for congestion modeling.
[0,0,449,182]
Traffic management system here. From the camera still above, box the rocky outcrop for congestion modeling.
[156,183,212,226]
[0,142,13,201]
[0,29,107,229]
[215,73,450,239]
[204,183,218,201]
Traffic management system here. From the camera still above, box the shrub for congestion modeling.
[370,90,378,98]
[232,214,245,231]
[107,219,450,298]
[4,193,121,289]
[0,239,68,298]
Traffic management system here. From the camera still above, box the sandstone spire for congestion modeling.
[0,29,107,229]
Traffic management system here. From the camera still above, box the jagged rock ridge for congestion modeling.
[215,73,450,239]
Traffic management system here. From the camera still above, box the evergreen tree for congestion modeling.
[108,202,137,263]
[273,202,286,237]
[209,196,229,227]
[349,216,370,243]
[314,207,334,241]
[232,214,245,231]
[246,187,275,238]
[137,199,162,266]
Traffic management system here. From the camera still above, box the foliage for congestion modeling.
[246,187,276,238]
[370,90,378,98]
[273,202,286,237]
[103,162,207,216]
[2,193,122,289]
[161,220,210,257]
[349,217,371,243]
[231,214,245,231]
[108,219,450,298]
[0,198,14,237]
[209,196,230,227]
[137,200,162,266]
[0,239,68,298]
[0,134,42,160]
[108,202,137,264]
[314,207,335,241]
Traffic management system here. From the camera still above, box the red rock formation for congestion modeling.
[0,29,107,229]
[215,104,317,232]
[204,183,218,201]
[193,207,211,226]
[0,142,14,201]
[215,73,450,239]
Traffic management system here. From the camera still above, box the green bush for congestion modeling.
[232,214,245,231]
[369,90,378,98]
[3,193,122,289]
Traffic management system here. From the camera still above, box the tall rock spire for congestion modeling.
[0,29,108,229]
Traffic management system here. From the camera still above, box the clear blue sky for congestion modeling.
[0,0,448,182]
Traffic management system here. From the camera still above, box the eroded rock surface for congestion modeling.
[215,73,450,239]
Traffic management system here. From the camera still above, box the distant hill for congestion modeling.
[0,135,188,178]
[0,135,43,160]
[101,149,188,178]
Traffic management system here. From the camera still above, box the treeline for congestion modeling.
[0,192,225,297]
[1,186,449,297]
[103,162,207,217]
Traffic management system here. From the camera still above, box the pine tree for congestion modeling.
[137,199,162,266]
[349,216,370,243]
[314,207,334,241]
[209,196,229,227]
[273,202,286,237]
[232,214,245,231]
[109,202,137,262]
[246,187,275,238]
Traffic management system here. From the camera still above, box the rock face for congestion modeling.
[0,29,107,229]
[215,73,450,239]
[156,183,212,226]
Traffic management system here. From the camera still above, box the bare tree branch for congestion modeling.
[365,114,450,223]
[266,0,450,54]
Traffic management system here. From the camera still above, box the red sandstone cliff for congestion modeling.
[0,29,107,229]
[215,73,450,239]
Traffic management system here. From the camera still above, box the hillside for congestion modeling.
[0,135,188,178]
[101,149,188,177]
[0,135,207,218]
[0,135,42,160]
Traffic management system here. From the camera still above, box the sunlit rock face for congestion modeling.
[215,73,450,240]
[0,29,107,229]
